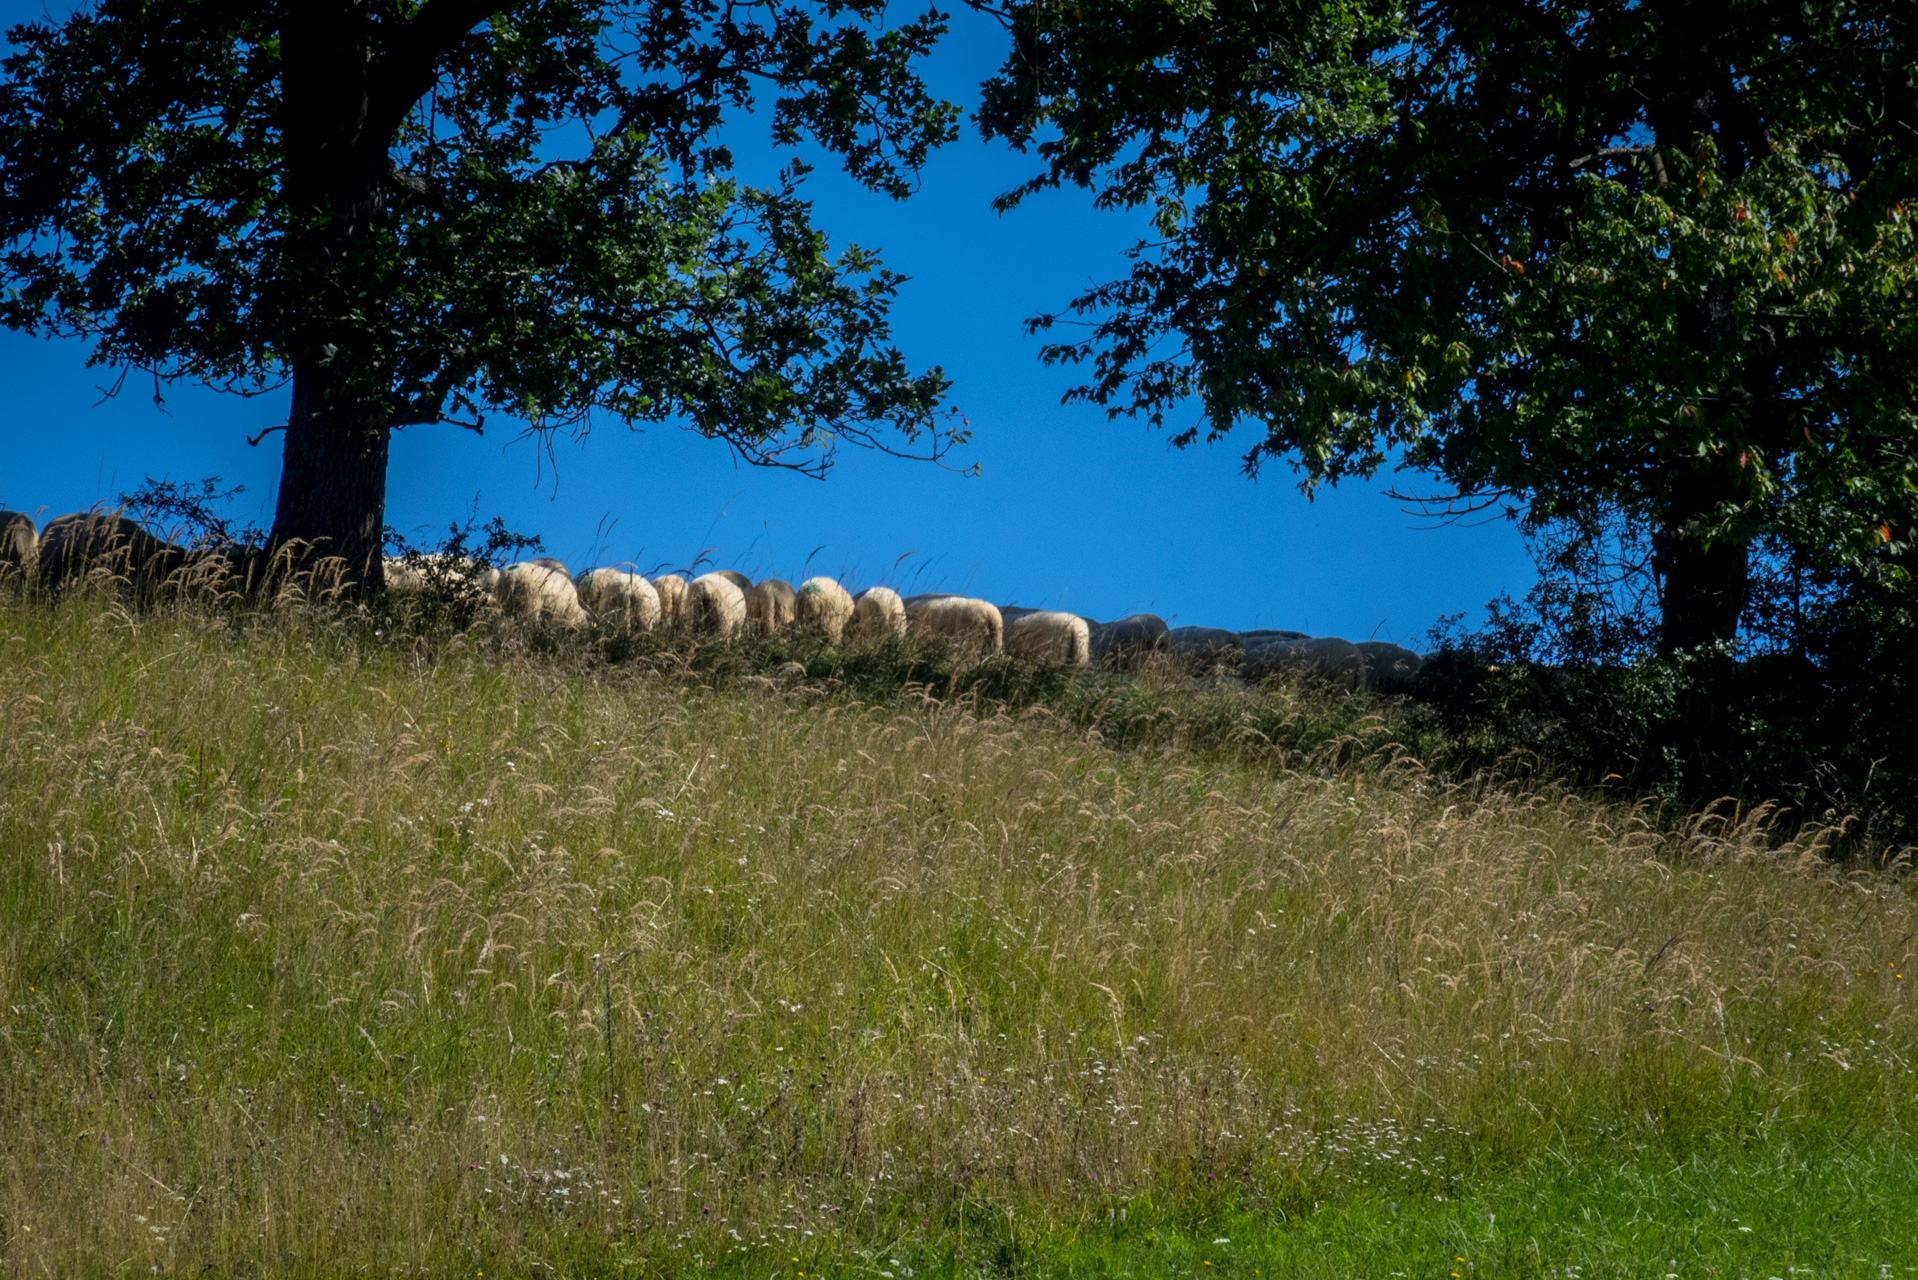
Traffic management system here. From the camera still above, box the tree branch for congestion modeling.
[1567,144,1668,187]
[362,0,503,149]
[383,159,453,212]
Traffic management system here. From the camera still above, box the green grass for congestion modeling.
[984,1149,1918,1278]
[1,590,1914,1277]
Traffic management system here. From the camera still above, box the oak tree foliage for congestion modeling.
[980,0,1918,652]
[1,0,968,583]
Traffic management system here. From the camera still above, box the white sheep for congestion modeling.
[747,579,797,635]
[495,560,588,627]
[383,554,497,595]
[384,558,425,592]
[687,571,747,636]
[652,574,690,628]
[575,567,661,630]
[794,576,855,641]
[851,586,907,640]
[1004,610,1091,666]
[905,595,1004,655]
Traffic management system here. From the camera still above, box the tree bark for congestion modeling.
[1655,462,1749,654]
[270,362,392,591]
[267,3,391,592]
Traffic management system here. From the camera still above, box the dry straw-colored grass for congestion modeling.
[0,592,1913,1275]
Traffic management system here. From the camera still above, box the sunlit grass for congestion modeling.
[1,589,1914,1276]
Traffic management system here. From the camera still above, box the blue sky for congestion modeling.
[0,5,1532,644]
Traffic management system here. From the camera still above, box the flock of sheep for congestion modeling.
[1,509,1428,692]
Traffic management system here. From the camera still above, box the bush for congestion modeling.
[1416,527,1918,851]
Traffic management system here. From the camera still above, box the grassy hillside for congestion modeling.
[1,593,1915,1277]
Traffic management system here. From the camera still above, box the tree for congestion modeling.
[978,0,1918,652]
[1,0,967,587]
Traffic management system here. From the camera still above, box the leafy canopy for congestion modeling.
[1,0,969,471]
[979,0,1918,578]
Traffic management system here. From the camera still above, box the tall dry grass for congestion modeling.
[0,590,1912,1275]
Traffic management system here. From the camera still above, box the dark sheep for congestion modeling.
[0,511,36,578]
[1239,629,1310,645]
[1241,635,1368,691]
[1167,626,1242,661]
[36,512,185,591]
[1090,614,1168,667]
[1356,641,1424,692]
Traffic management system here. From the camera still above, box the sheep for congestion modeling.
[715,569,753,595]
[1239,629,1309,645]
[687,571,748,636]
[1004,610,1091,666]
[167,542,273,596]
[384,558,425,592]
[794,576,855,641]
[1090,613,1168,667]
[575,567,661,630]
[906,595,1004,655]
[747,579,797,635]
[1236,631,1311,670]
[1356,641,1424,692]
[851,586,908,640]
[0,511,36,579]
[1298,636,1370,691]
[495,560,589,627]
[651,574,689,627]
[383,554,497,595]
[1241,635,1367,691]
[37,512,185,591]
[1166,626,1242,666]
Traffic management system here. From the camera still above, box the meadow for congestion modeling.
[1,589,1915,1278]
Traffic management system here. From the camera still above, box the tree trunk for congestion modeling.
[1655,463,1749,654]
[270,362,391,592]
[1651,461,1749,796]
[268,4,394,593]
